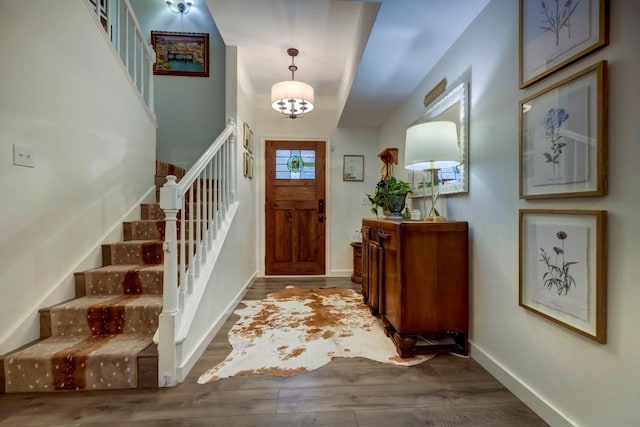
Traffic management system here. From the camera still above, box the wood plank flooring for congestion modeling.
[0,277,548,426]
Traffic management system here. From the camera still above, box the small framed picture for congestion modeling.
[519,0,609,88]
[519,209,607,343]
[343,155,364,182]
[519,61,607,199]
[243,151,249,178]
[243,122,250,151]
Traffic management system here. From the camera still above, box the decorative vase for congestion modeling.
[384,193,407,218]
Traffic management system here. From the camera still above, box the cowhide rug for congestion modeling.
[198,286,433,383]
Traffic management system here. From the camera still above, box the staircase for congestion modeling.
[0,161,185,393]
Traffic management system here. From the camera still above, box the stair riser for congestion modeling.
[124,220,209,241]
[75,269,163,296]
[50,303,161,337]
[140,203,220,221]
[101,242,194,265]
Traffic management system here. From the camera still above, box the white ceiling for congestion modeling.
[206,0,490,128]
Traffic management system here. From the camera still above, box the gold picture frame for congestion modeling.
[519,209,607,343]
[519,61,607,199]
[519,0,609,88]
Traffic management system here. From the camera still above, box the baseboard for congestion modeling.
[176,272,256,382]
[328,269,351,277]
[470,341,575,427]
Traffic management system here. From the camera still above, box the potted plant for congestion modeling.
[367,176,413,217]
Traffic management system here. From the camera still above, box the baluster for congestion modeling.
[194,174,202,277]
[187,186,194,291]
[208,159,215,242]
[179,192,186,291]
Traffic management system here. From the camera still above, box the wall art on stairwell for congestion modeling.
[519,0,609,88]
[519,61,607,199]
[519,209,607,343]
[151,31,209,77]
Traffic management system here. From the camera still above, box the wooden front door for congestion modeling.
[265,140,326,275]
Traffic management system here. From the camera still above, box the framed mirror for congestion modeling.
[409,80,469,196]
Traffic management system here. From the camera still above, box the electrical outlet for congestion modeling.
[13,144,35,168]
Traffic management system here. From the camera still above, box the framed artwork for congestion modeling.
[243,122,254,154]
[243,152,253,179]
[519,0,609,88]
[243,122,250,150]
[519,61,607,199]
[343,155,364,181]
[519,209,607,343]
[151,31,209,77]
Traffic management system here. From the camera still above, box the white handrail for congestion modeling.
[158,119,237,386]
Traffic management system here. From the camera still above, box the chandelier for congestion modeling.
[270,48,315,119]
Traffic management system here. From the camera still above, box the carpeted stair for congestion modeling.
[0,161,185,393]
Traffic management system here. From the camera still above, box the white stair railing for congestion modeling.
[158,119,237,386]
[85,0,155,113]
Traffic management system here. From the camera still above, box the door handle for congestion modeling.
[318,199,325,222]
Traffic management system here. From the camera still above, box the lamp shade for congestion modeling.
[271,80,315,117]
[404,121,460,170]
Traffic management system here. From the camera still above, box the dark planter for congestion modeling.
[384,193,407,217]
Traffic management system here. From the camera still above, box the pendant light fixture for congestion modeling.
[271,48,315,119]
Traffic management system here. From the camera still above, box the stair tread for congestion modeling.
[82,264,164,273]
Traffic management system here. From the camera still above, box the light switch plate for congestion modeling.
[13,144,35,168]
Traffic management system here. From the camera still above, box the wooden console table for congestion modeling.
[361,218,469,357]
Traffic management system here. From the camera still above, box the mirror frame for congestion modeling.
[413,80,469,195]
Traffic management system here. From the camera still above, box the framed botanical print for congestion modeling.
[519,0,609,88]
[519,209,607,343]
[519,61,607,199]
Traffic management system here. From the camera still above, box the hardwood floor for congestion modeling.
[0,277,548,426]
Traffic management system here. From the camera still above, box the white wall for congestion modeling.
[329,128,381,274]
[380,1,640,425]
[0,1,156,354]
[131,0,227,170]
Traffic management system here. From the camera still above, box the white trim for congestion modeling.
[176,270,255,382]
[470,341,576,427]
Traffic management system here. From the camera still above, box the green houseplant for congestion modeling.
[367,176,413,217]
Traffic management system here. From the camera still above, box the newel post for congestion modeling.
[158,175,180,387]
